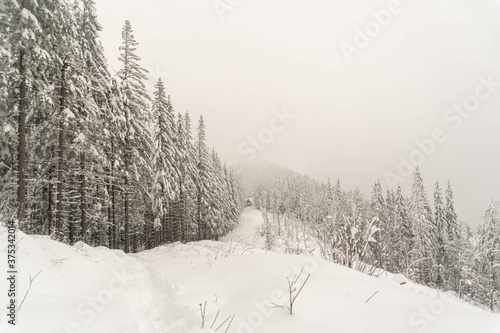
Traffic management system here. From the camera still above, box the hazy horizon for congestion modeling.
[94,0,500,229]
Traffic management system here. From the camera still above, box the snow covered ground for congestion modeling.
[1,207,499,333]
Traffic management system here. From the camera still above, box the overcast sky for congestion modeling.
[94,0,500,229]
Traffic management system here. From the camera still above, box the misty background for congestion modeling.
[94,0,500,229]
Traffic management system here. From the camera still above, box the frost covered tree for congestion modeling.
[194,116,211,240]
[370,180,386,270]
[446,181,459,242]
[42,0,82,241]
[117,20,151,253]
[444,181,462,290]
[409,167,435,284]
[206,149,223,239]
[150,80,177,244]
[433,181,446,287]
[384,188,401,272]
[324,178,335,216]
[72,0,113,243]
[0,4,16,220]
[395,185,412,273]
[475,203,500,311]
[182,111,198,241]
[103,77,127,249]
[175,112,197,242]
[1,0,53,229]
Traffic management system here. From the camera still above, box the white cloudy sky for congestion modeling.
[94,0,500,228]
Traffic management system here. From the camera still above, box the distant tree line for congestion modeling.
[0,0,243,252]
[250,164,500,312]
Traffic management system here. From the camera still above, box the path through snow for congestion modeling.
[221,207,265,249]
[1,207,499,333]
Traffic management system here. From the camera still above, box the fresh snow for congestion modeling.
[1,207,499,333]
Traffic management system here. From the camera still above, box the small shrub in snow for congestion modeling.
[272,263,311,315]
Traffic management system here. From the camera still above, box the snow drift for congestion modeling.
[1,207,499,333]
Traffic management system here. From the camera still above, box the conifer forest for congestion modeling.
[0,0,499,326]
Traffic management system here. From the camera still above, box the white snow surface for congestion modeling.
[0,207,499,333]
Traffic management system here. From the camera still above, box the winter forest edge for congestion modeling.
[0,0,499,316]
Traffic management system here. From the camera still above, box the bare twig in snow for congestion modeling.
[270,303,288,310]
[211,310,220,329]
[223,314,236,333]
[365,290,379,303]
[199,301,207,329]
[215,314,232,331]
[215,313,236,333]
[18,271,42,312]
[274,263,311,315]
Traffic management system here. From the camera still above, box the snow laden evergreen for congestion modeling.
[117,19,151,253]
[194,116,212,239]
[1,0,54,229]
[248,164,500,311]
[433,181,446,287]
[150,79,176,244]
[475,202,500,311]
[409,166,436,284]
[71,0,114,245]
[0,2,243,254]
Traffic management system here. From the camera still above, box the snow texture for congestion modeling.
[1,207,499,333]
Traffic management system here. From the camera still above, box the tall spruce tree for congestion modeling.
[182,111,197,241]
[370,180,386,269]
[409,167,435,284]
[446,181,459,241]
[176,112,196,242]
[150,80,177,244]
[433,181,446,287]
[445,180,461,290]
[395,185,412,273]
[73,0,113,243]
[195,116,211,240]
[476,203,500,311]
[117,20,151,252]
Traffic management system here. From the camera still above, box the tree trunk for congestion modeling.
[80,151,87,240]
[169,208,174,242]
[144,206,150,250]
[112,183,117,249]
[47,154,53,235]
[183,188,187,242]
[277,213,281,236]
[107,176,112,247]
[124,141,130,253]
[69,204,75,244]
[124,175,130,252]
[111,143,117,249]
[107,167,114,248]
[56,62,67,241]
[179,179,184,242]
[161,213,166,244]
[197,187,202,240]
[490,252,495,311]
[17,50,27,230]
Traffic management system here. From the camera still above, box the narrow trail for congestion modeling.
[221,206,265,249]
[120,254,189,332]
[101,207,265,333]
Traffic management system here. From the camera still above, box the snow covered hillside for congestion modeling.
[1,207,499,333]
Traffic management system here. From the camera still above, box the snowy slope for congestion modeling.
[1,207,499,333]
